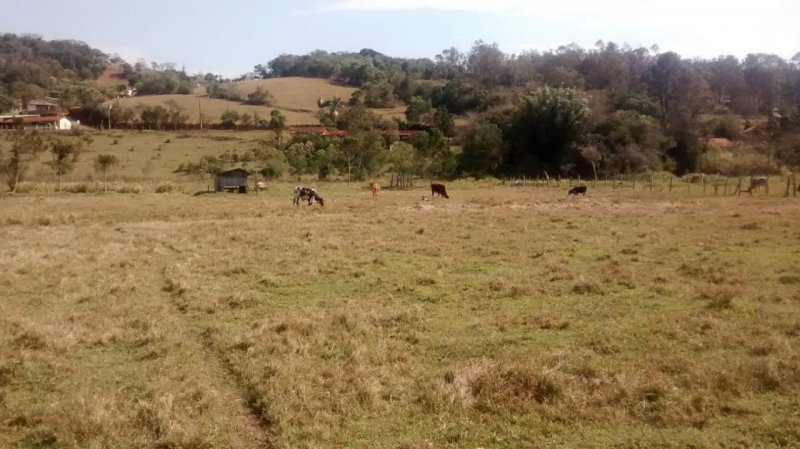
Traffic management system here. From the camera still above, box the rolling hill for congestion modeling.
[107,77,406,126]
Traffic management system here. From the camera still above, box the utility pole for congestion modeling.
[107,104,112,130]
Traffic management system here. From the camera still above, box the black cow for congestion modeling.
[431,183,449,199]
[293,186,324,206]
[746,176,768,195]
[568,185,587,196]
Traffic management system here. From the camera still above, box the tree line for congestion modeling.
[259,41,800,176]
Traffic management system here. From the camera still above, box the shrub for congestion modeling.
[155,182,177,193]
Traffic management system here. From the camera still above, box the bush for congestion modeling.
[700,143,780,176]
[155,182,177,193]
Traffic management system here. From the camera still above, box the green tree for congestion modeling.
[141,105,169,129]
[459,121,505,178]
[336,132,386,184]
[94,154,119,192]
[1,129,46,192]
[405,96,432,124]
[246,87,273,105]
[413,128,455,179]
[269,109,287,147]
[433,107,456,137]
[467,40,506,86]
[220,110,240,129]
[47,139,82,191]
[504,86,590,175]
[164,100,190,130]
[283,141,314,179]
[363,81,395,108]
[386,142,417,185]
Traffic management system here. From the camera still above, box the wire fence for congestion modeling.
[501,173,799,198]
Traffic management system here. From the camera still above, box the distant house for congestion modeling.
[0,114,76,130]
[26,100,58,115]
[214,168,250,193]
[116,88,136,99]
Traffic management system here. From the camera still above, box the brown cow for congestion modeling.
[431,183,449,199]
[568,185,587,196]
[369,181,380,198]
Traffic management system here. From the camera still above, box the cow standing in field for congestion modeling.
[431,183,449,199]
[747,176,768,195]
[568,185,587,196]
[255,181,267,193]
[369,181,380,198]
[293,186,324,206]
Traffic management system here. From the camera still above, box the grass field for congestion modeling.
[1,182,799,449]
[106,77,406,126]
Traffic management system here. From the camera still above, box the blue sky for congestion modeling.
[2,0,798,77]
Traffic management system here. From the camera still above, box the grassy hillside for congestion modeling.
[1,186,799,448]
[0,130,276,184]
[103,77,405,126]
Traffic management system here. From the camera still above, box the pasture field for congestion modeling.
[0,130,279,186]
[1,183,799,449]
[107,77,406,125]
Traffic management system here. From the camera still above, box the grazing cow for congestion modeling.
[431,183,449,199]
[255,181,267,192]
[747,176,768,195]
[293,186,324,206]
[369,181,380,198]
[568,185,587,196]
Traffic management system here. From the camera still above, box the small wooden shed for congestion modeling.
[215,168,250,193]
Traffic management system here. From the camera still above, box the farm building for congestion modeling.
[26,100,58,115]
[214,168,250,193]
[0,115,76,130]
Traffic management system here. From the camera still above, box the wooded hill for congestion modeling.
[1,34,799,178]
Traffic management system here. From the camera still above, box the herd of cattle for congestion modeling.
[289,176,779,207]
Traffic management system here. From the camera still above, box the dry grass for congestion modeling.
[1,184,800,448]
[104,77,409,125]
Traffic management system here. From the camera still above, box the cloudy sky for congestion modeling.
[2,0,798,76]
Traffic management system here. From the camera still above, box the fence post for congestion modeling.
[669,176,673,193]
[786,178,792,197]
[737,177,743,196]
[765,176,770,195]
[687,177,691,194]
[649,174,654,192]
[724,177,729,195]
[793,175,797,197]
[703,176,707,195]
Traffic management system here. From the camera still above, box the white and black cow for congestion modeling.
[293,186,325,206]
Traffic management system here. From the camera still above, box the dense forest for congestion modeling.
[2,33,799,178]
[257,43,800,177]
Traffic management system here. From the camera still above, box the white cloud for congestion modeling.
[309,0,793,21]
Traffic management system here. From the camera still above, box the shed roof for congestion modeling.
[216,168,250,177]
[0,115,63,124]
